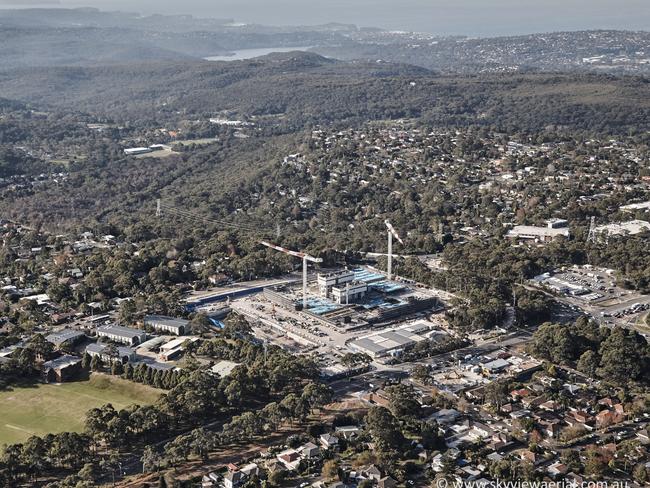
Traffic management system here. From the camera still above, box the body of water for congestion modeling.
[204,46,313,62]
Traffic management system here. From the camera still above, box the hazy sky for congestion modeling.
[2,0,649,36]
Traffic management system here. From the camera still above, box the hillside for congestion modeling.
[0,53,649,133]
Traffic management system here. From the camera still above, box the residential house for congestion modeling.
[519,450,539,465]
[335,425,360,440]
[277,449,301,470]
[547,461,568,479]
[201,472,219,488]
[299,442,320,459]
[321,432,340,450]
[378,476,398,488]
[363,465,382,481]
[224,470,245,488]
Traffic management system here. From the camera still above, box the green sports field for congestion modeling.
[0,374,162,445]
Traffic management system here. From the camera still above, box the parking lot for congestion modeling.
[532,265,650,335]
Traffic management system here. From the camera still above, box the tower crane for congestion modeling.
[260,240,323,310]
[384,220,404,281]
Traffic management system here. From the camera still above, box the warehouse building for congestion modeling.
[96,324,147,346]
[85,343,136,363]
[45,329,86,349]
[349,321,434,358]
[144,315,189,335]
[594,220,650,237]
[42,355,82,383]
[506,224,570,243]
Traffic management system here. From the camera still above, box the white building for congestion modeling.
[594,220,650,237]
[96,324,146,346]
[317,269,355,298]
[144,315,189,335]
[331,281,368,304]
[124,147,152,156]
[506,225,570,242]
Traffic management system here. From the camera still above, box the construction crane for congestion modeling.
[384,220,404,281]
[260,240,323,309]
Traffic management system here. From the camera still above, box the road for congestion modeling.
[328,327,535,397]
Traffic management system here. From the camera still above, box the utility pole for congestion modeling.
[587,215,596,243]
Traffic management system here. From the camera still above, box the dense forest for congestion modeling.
[1,54,650,133]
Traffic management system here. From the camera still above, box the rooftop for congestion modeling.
[45,329,85,344]
[97,324,145,339]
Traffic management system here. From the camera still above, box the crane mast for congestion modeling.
[384,220,404,281]
[259,241,323,309]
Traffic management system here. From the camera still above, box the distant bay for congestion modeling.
[204,46,313,61]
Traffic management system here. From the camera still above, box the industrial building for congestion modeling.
[85,343,136,363]
[96,324,147,346]
[42,355,82,383]
[506,222,570,242]
[123,147,152,156]
[45,329,86,349]
[349,321,439,358]
[620,201,650,212]
[144,315,189,335]
[594,220,650,237]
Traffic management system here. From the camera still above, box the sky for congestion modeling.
[1,0,649,36]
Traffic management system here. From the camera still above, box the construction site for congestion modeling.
[156,203,452,365]
[217,221,449,370]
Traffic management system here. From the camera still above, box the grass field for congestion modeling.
[0,374,162,445]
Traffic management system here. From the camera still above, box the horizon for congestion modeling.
[0,1,649,37]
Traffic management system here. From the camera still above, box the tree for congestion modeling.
[300,382,333,413]
[411,364,430,384]
[158,475,168,488]
[141,446,163,473]
[577,350,599,377]
[633,463,648,484]
[190,313,212,334]
[81,352,92,370]
[385,383,420,418]
[111,361,124,376]
[584,449,606,478]
[340,352,372,369]
[322,459,339,480]
[222,313,252,338]
[90,355,102,372]
[484,379,510,409]
[364,406,405,453]
[598,328,647,384]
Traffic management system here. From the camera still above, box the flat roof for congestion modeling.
[594,220,650,236]
[507,226,569,237]
[620,201,650,211]
[350,325,429,355]
[210,360,240,377]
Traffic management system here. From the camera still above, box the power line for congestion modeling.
[156,199,274,235]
